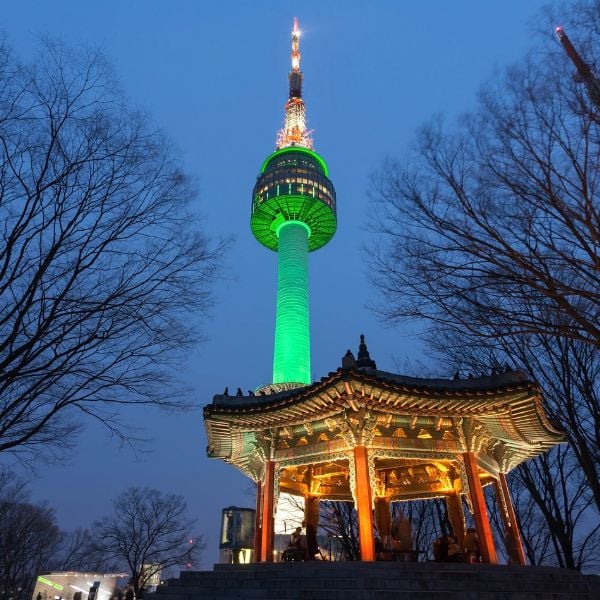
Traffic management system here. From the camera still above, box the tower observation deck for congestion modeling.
[251,19,337,387]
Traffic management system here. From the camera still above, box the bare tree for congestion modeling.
[427,328,600,569]
[92,488,203,597]
[316,498,451,561]
[430,326,600,513]
[0,470,61,600]
[511,335,599,512]
[391,499,450,560]
[501,473,555,566]
[0,470,122,596]
[0,38,223,461]
[318,501,360,560]
[368,2,600,348]
[484,448,599,571]
[367,0,600,570]
[51,529,104,572]
[517,447,599,571]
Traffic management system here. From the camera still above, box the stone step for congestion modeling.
[150,563,600,600]
[161,575,592,590]
[154,590,593,600]
[157,585,592,598]
[208,562,592,579]
[189,569,592,579]
[170,573,592,589]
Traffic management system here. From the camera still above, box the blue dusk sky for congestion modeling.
[2,1,556,566]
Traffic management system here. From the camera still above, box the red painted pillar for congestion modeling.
[253,479,262,562]
[260,461,275,562]
[304,495,320,560]
[496,472,526,566]
[462,452,497,564]
[353,446,375,561]
[374,496,392,544]
[446,492,466,547]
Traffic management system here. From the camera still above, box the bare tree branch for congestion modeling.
[92,487,203,596]
[368,5,600,347]
[367,0,600,571]
[0,38,224,461]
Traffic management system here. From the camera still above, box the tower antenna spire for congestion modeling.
[277,18,313,149]
[291,17,301,73]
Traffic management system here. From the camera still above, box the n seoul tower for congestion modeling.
[251,18,336,388]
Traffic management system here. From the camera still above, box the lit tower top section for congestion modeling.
[251,19,337,388]
[277,18,312,149]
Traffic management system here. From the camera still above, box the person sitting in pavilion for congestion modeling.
[283,526,307,561]
[464,528,481,563]
[447,534,461,562]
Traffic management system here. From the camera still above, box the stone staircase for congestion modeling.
[152,561,600,600]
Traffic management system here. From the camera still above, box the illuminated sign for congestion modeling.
[37,577,64,591]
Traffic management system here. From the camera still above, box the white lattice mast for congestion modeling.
[277,18,313,150]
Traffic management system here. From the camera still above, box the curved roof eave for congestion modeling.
[204,368,565,443]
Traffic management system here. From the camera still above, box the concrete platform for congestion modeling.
[151,561,600,600]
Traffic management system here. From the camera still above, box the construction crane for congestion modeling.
[555,26,600,110]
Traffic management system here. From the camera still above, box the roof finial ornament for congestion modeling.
[356,334,377,370]
[342,349,356,370]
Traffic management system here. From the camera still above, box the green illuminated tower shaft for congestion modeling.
[274,221,310,384]
[251,19,337,388]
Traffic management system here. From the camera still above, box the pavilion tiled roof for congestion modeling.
[204,366,564,477]
[206,368,560,434]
